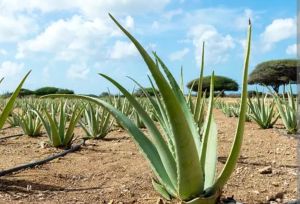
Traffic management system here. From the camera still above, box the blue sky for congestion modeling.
[0,0,296,94]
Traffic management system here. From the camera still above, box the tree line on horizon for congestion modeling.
[1,59,297,98]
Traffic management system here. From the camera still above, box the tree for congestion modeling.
[187,75,239,94]
[35,87,74,96]
[19,88,34,97]
[99,92,110,97]
[248,59,298,93]
[56,88,74,94]
[134,87,159,97]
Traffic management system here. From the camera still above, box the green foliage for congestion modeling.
[134,87,159,97]
[35,87,74,96]
[248,59,298,92]
[44,15,251,203]
[220,102,238,117]
[248,93,279,129]
[80,104,113,139]
[99,91,110,97]
[248,90,263,97]
[19,88,35,97]
[268,85,298,134]
[7,113,20,127]
[0,71,31,129]
[33,101,82,148]
[18,108,43,136]
[56,88,74,94]
[187,75,239,93]
[112,95,133,128]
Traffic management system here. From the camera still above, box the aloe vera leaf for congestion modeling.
[203,117,217,189]
[198,73,216,190]
[100,73,178,189]
[211,20,251,193]
[154,53,202,157]
[65,108,83,146]
[194,42,205,123]
[152,178,172,200]
[111,14,204,199]
[43,94,177,196]
[44,110,61,147]
[0,71,31,129]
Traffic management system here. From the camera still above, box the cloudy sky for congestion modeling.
[0,0,296,94]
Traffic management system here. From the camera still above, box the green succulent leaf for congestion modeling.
[0,71,31,129]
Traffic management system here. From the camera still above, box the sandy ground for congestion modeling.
[0,109,298,204]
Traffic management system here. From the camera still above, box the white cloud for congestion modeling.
[0,0,76,14]
[286,44,297,55]
[77,0,171,18]
[0,61,24,78]
[184,8,257,31]
[125,15,134,29]
[0,14,37,42]
[67,63,90,79]
[169,48,189,61]
[261,18,296,52]
[0,0,170,17]
[147,43,157,51]
[16,15,114,60]
[109,40,138,59]
[188,24,235,65]
[151,21,160,30]
[163,9,183,20]
[0,49,7,56]
[234,9,254,30]
[238,39,247,51]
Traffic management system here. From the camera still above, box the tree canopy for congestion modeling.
[1,86,74,98]
[134,87,159,97]
[248,59,298,92]
[34,87,74,96]
[187,75,239,93]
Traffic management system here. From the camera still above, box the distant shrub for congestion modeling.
[247,90,263,97]
[56,88,74,94]
[134,87,159,97]
[99,92,110,97]
[19,88,35,97]
[35,87,74,96]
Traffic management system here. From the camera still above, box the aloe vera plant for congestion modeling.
[268,85,298,134]
[220,102,234,117]
[7,113,20,127]
[18,108,43,136]
[80,103,113,139]
[0,71,31,130]
[112,94,133,128]
[47,15,251,203]
[248,92,279,129]
[33,101,83,147]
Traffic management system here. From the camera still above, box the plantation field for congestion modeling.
[0,107,297,204]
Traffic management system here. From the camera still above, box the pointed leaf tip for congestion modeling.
[248,18,251,25]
